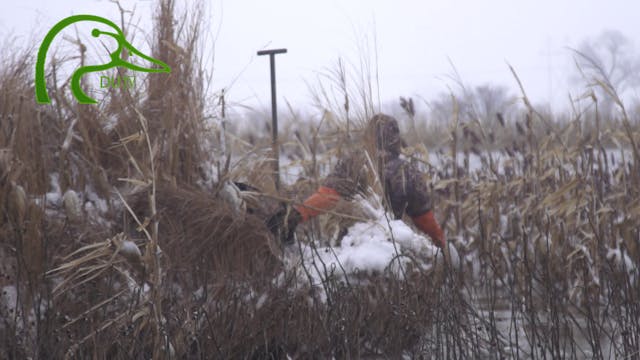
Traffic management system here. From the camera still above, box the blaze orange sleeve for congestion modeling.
[294,186,341,222]
[411,210,445,248]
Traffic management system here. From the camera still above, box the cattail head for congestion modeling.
[0,148,14,179]
[9,184,27,223]
[515,121,525,136]
[496,112,505,127]
[62,189,82,222]
[400,97,415,117]
[111,233,143,265]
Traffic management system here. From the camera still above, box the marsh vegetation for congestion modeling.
[1,1,639,359]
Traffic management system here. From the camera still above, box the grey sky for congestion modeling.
[2,0,638,113]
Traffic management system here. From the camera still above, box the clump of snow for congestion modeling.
[125,273,150,296]
[256,293,268,309]
[82,185,114,228]
[84,186,109,214]
[31,174,114,228]
[196,160,219,189]
[295,196,448,288]
[0,285,49,336]
[45,172,62,206]
[1,285,18,315]
[606,245,637,283]
[219,181,245,214]
[102,113,119,132]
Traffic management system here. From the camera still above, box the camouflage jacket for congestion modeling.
[323,150,432,219]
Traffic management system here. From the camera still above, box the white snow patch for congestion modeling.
[219,181,245,214]
[85,187,109,214]
[256,293,268,309]
[297,196,446,287]
[1,285,18,315]
[606,246,637,283]
[45,173,62,206]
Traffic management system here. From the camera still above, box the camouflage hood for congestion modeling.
[367,113,404,158]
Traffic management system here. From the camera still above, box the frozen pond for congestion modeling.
[279,148,633,186]
[471,291,617,359]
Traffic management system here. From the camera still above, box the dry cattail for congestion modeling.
[462,126,470,140]
[496,112,505,127]
[119,241,143,264]
[111,233,143,265]
[400,97,415,117]
[62,189,82,222]
[0,148,13,178]
[468,129,481,145]
[9,184,27,223]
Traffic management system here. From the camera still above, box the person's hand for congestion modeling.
[435,233,446,249]
[267,204,301,245]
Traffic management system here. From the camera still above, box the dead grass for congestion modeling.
[1,1,639,359]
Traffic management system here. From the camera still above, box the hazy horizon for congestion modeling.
[2,0,639,117]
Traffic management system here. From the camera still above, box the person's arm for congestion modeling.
[268,153,361,243]
[295,151,366,222]
[267,186,341,245]
[398,162,446,248]
[294,186,341,222]
[411,210,445,248]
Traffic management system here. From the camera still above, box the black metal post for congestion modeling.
[257,48,287,191]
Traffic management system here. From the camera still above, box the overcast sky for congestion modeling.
[2,0,639,115]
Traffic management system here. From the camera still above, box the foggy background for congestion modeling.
[2,0,639,118]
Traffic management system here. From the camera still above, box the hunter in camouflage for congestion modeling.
[270,113,445,248]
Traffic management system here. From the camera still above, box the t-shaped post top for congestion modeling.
[257,48,288,56]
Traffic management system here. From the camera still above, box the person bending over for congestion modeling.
[270,113,445,249]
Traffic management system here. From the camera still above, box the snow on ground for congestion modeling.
[29,171,116,228]
[606,245,637,284]
[1,285,17,316]
[0,285,49,335]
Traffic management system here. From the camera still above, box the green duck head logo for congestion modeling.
[35,14,171,104]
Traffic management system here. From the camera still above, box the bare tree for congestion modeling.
[571,30,640,118]
[573,30,640,92]
[470,84,517,127]
[425,84,516,127]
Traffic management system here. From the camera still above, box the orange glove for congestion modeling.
[294,186,341,222]
[411,210,445,248]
